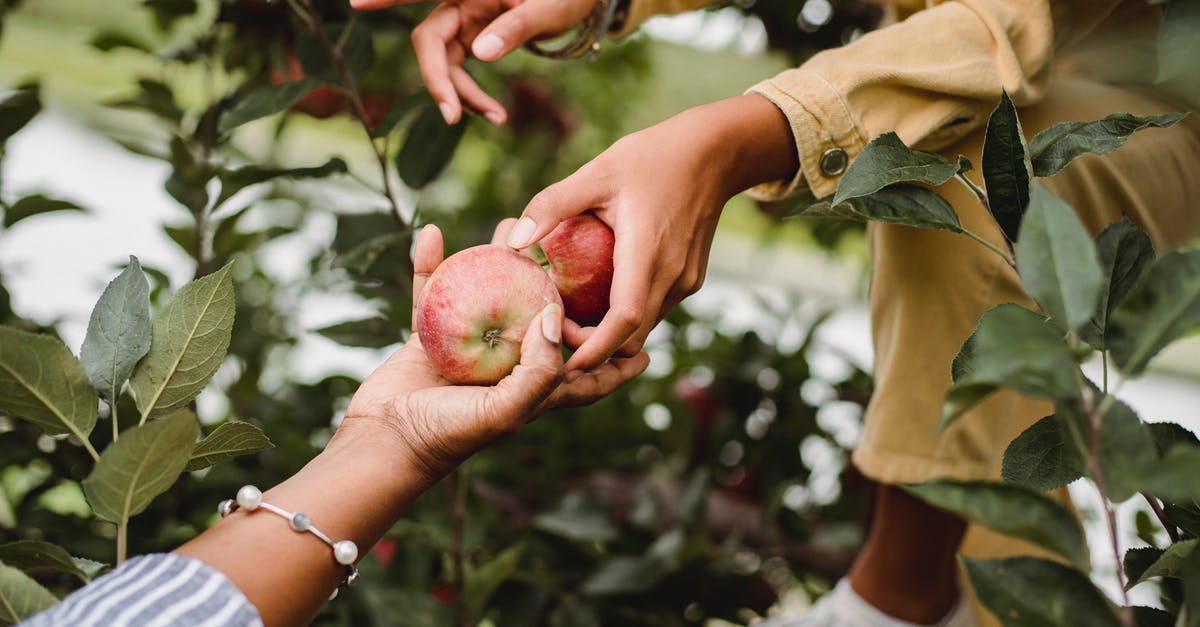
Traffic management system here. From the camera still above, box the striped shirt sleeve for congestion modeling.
[20,553,262,627]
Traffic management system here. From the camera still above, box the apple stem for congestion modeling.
[483,328,503,348]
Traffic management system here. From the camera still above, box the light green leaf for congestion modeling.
[219,79,325,134]
[794,185,963,233]
[0,561,57,623]
[463,543,524,611]
[130,263,235,419]
[981,91,1032,243]
[80,256,151,402]
[962,556,1120,627]
[82,410,198,523]
[1083,218,1155,349]
[1107,249,1200,376]
[906,480,1086,568]
[215,157,347,207]
[1156,0,1200,86]
[533,492,618,543]
[184,422,274,472]
[1002,415,1085,490]
[314,317,402,349]
[831,133,965,205]
[0,541,91,582]
[1096,398,1157,503]
[3,194,85,228]
[581,556,662,596]
[395,103,469,188]
[1131,539,1196,587]
[1015,183,1103,330]
[1029,113,1185,177]
[0,84,40,145]
[0,326,99,440]
[939,303,1077,430]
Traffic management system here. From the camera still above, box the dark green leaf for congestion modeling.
[533,493,618,543]
[314,317,402,349]
[1084,218,1155,348]
[395,103,469,188]
[89,30,151,53]
[1132,606,1176,627]
[1002,415,1085,490]
[1139,446,1200,504]
[82,410,198,523]
[1164,503,1200,538]
[0,541,91,582]
[218,79,325,134]
[184,422,274,472]
[107,79,182,123]
[2,194,85,228]
[0,561,57,623]
[1130,539,1196,587]
[793,185,963,233]
[463,543,523,611]
[906,480,1086,568]
[80,256,152,402]
[1124,547,1164,589]
[216,157,347,207]
[962,556,1120,627]
[371,90,430,139]
[1180,546,1200,627]
[549,600,601,627]
[1097,398,1157,503]
[940,303,1077,430]
[334,231,411,280]
[1029,113,1185,177]
[831,133,964,205]
[1149,422,1199,456]
[581,556,663,596]
[165,137,210,214]
[339,20,376,87]
[0,84,40,145]
[1108,249,1200,376]
[1016,183,1103,330]
[0,326,99,440]
[129,263,235,419]
[981,91,1032,242]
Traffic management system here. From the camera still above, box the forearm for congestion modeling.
[174,423,434,627]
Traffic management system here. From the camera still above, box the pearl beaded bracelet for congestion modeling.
[219,485,360,599]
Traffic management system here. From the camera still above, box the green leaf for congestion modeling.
[215,158,347,207]
[581,556,663,596]
[1156,0,1200,85]
[0,560,57,623]
[793,185,963,233]
[1002,415,1085,490]
[1180,547,1200,627]
[463,543,524,611]
[80,256,152,403]
[395,103,469,188]
[981,91,1032,243]
[1108,248,1200,376]
[371,90,430,139]
[314,317,402,349]
[533,493,618,543]
[1148,422,1199,456]
[678,468,709,526]
[164,137,210,215]
[1015,183,1103,330]
[0,326,99,440]
[107,79,183,123]
[89,30,151,53]
[831,133,965,205]
[129,263,235,419]
[1131,606,1176,627]
[940,303,1077,430]
[1084,218,1155,348]
[1165,503,1200,538]
[906,480,1086,568]
[1096,398,1157,503]
[1130,539,1197,587]
[334,231,412,281]
[1029,112,1185,177]
[185,422,273,472]
[82,410,198,523]
[962,556,1120,627]
[0,541,91,582]
[0,84,40,145]
[1139,445,1200,504]
[2,194,85,228]
[218,79,325,134]
[1124,547,1164,588]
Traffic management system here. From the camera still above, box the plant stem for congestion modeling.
[1078,384,1134,618]
[961,228,1017,268]
[116,520,128,566]
[954,172,990,212]
[81,437,101,461]
[447,470,469,627]
[1142,493,1180,543]
[110,398,119,442]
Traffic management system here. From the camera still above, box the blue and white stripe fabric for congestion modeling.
[21,553,262,627]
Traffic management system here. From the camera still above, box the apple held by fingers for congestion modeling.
[536,212,615,326]
[417,245,564,384]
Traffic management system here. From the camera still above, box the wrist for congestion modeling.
[681,94,799,198]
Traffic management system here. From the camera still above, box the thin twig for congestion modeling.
[116,521,128,566]
[961,229,1017,268]
[110,398,119,443]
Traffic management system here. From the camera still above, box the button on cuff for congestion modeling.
[819,148,848,177]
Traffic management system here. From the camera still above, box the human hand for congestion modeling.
[341,224,649,478]
[504,95,800,374]
[349,0,595,125]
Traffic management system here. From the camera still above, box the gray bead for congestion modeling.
[218,499,235,517]
[289,512,311,532]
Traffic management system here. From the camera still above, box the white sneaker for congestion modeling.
[756,580,977,627]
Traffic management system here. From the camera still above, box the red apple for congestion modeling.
[538,212,614,326]
[416,245,563,384]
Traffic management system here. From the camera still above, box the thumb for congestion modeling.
[507,167,608,249]
[471,0,586,62]
[485,303,566,423]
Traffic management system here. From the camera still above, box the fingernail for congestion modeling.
[473,34,505,60]
[438,102,455,124]
[541,304,562,343]
[485,110,504,125]
[507,217,536,249]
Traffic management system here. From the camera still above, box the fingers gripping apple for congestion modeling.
[416,245,564,384]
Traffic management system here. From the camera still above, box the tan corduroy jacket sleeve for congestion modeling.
[613,0,1055,200]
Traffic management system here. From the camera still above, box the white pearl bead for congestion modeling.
[235,485,262,511]
[333,540,358,565]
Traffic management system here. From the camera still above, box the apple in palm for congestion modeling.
[538,212,614,326]
[416,244,563,385]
